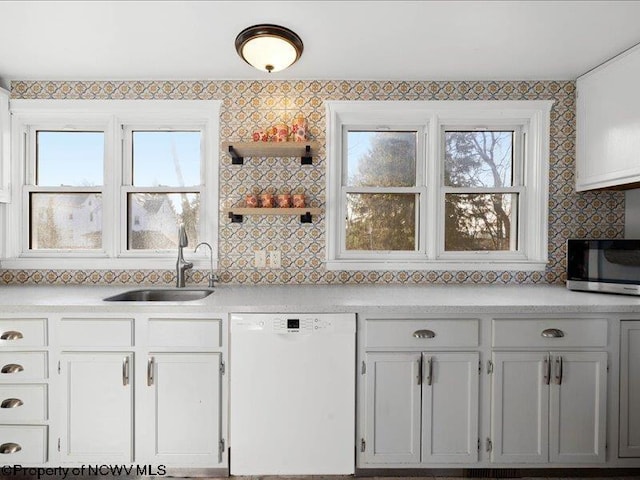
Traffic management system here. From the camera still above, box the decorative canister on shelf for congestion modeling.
[292,193,306,208]
[292,114,308,142]
[260,193,275,208]
[276,193,292,208]
[245,194,259,208]
[266,125,278,142]
[274,123,289,142]
[252,129,267,142]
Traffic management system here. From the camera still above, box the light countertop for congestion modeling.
[0,284,640,314]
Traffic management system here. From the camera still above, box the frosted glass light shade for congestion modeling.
[235,24,303,73]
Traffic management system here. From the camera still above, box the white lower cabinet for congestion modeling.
[491,351,607,464]
[53,314,227,469]
[59,352,133,463]
[363,351,479,465]
[620,320,640,457]
[141,353,222,465]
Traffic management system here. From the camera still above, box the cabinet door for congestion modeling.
[491,352,549,463]
[146,353,222,466]
[422,352,479,464]
[364,352,421,464]
[620,321,640,457]
[549,351,607,464]
[59,352,133,463]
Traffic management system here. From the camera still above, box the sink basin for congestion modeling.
[103,288,214,302]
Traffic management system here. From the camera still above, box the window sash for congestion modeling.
[439,126,526,256]
[122,126,206,188]
[339,125,427,258]
[441,127,524,188]
[340,189,424,256]
[341,125,426,188]
[119,186,203,255]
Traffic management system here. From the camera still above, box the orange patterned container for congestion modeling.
[252,129,268,142]
[292,193,306,208]
[245,194,259,208]
[274,123,289,142]
[266,125,278,142]
[276,193,292,208]
[292,115,308,142]
[260,193,275,208]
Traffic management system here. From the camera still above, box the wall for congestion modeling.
[0,79,625,285]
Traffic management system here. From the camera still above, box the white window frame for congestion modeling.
[326,100,552,271]
[2,99,220,270]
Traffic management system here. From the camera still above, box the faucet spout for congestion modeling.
[176,224,193,288]
[195,241,217,288]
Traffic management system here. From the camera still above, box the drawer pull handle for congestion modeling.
[0,398,23,409]
[1,364,24,374]
[413,329,435,339]
[0,442,21,454]
[541,328,564,338]
[0,331,23,341]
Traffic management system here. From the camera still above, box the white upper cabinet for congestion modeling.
[0,87,9,203]
[576,44,640,191]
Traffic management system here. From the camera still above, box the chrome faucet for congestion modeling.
[194,241,218,288]
[176,224,193,288]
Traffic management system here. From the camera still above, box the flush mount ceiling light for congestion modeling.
[235,24,303,73]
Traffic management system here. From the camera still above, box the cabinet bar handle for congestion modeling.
[554,356,562,385]
[122,357,129,386]
[0,443,21,454]
[413,329,435,339]
[417,357,422,385]
[1,364,23,374]
[147,357,154,386]
[558,356,563,385]
[543,355,550,385]
[426,356,433,386]
[0,331,23,341]
[0,398,23,409]
[541,328,564,338]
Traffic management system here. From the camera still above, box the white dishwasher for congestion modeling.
[230,313,355,475]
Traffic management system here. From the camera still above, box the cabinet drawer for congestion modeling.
[0,352,47,380]
[0,384,47,422]
[59,318,134,347]
[0,425,47,464]
[492,318,608,348]
[148,318,222,348]
[366,319,479,348]
[0,319,47,347]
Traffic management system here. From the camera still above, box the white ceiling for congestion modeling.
[1,0,639,85]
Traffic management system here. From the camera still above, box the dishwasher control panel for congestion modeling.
[273,316,334,333]
[231,313,355,334]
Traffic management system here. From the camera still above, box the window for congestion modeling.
[4,100,220,269]
[345,130,422,252]
[442,129,521,253]
[29,131,104,251]
[125,130,202,251]
[326,100,552,270]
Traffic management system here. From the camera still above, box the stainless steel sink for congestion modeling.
[103,288,214,302]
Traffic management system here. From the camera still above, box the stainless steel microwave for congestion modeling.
[567,239,640,295]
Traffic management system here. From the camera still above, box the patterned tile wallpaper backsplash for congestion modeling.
[0,79,624,286]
